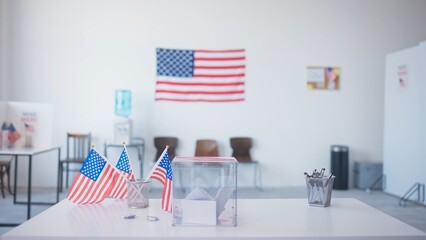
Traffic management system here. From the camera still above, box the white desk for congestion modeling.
[0,146,61,226]
[2,198,425,239]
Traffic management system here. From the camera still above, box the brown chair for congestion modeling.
[154,137,178,161]
[58,133,91,192]
[230,137,262,189]
[0,157,12,198]
[195,139,219,156]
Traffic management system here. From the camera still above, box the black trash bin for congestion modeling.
[330,145,349,190]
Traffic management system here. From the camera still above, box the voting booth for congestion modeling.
[172,157,237,227]
[0,101,53,149]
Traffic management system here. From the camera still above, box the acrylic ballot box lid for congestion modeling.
[172,157,237,227]
[173,156,238,163]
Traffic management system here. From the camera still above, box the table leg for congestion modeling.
[56,148,61,202]
[13,155,18,204]
[27,155,32,220]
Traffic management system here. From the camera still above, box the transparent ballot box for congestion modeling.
[172,157,237,227]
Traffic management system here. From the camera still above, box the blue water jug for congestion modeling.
[115,89,132,117]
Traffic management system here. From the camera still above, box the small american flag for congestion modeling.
[156,48,245,102]
[24,123,35,133]
[109,147,136,199]
[8,123,21,144]
[67,149,119,204]
[150,149,173,212]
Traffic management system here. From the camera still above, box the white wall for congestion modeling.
[3,0,426,187]
[0,0,8,101]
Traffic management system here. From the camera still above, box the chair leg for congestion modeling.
[59,163,63,192]
[0,169,5,199]
[65,162,69,189]
[58,163,61,192]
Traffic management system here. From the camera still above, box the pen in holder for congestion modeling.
[126,179,150,208]
[305,170,335,207]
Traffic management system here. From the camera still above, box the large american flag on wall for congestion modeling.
[155,48,245,102]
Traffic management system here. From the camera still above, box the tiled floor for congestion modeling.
[1,187,426,236]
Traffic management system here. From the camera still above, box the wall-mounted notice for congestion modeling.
[307,66,341,90]
[398,65,408,88]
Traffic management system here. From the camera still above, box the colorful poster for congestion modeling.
[307,66,341,90]
[398,65,408,88]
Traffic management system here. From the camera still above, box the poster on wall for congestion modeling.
[307,66,341,90]
[397,64,408,88]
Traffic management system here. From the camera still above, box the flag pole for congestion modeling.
[145,145,169,180]
[122,142,142,200]
[121,142,136,180]
[91,145,110,162]
[122,142,131,171]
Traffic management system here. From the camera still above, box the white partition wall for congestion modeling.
[383,41,426,205]
[1,102,53,149]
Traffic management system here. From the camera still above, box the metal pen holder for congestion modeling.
[127,179,150,208]
[305,175,335,207]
